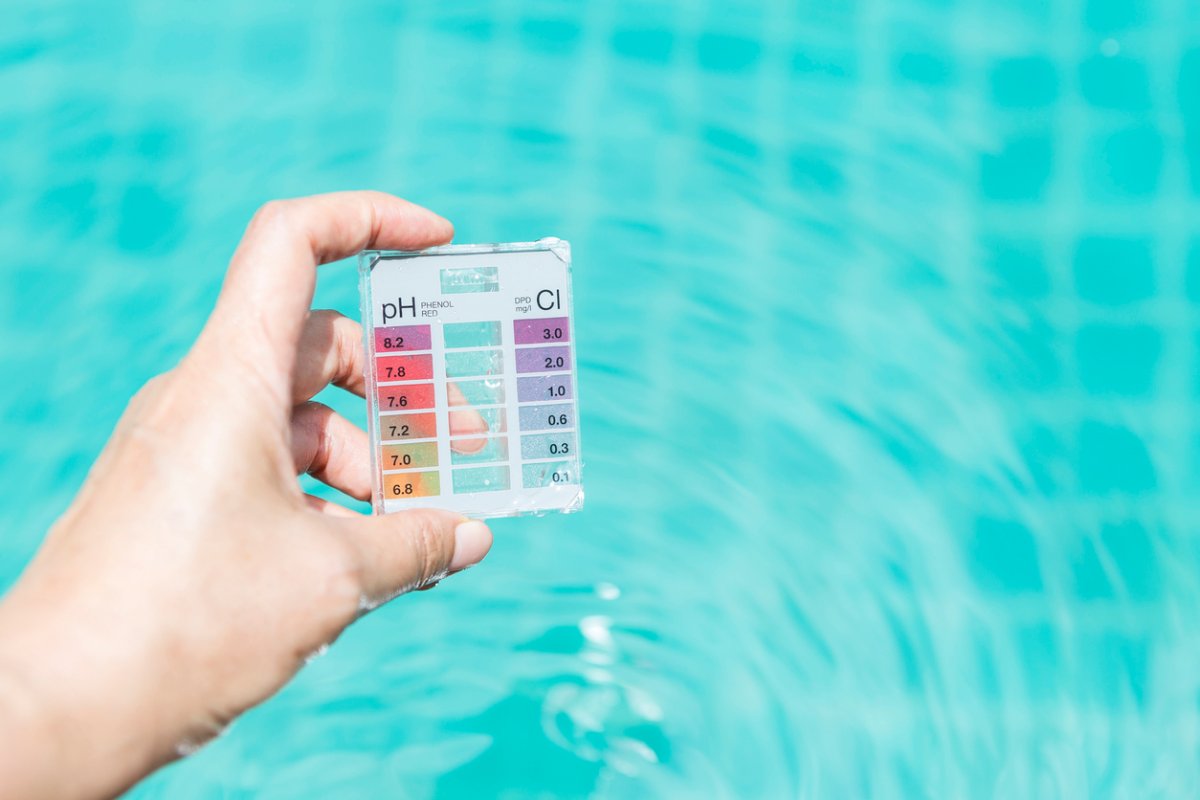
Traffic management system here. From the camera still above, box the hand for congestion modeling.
[0,192,493,799]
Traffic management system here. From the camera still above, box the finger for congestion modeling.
[200,191,454,399]
[293,310,367,403]
[291,402,371,501]
[303,494,360,518]
[447,381,489,453]
[340,510,492,604]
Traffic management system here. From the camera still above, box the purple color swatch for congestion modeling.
[375,325,432,352]
[517,374,573,403]
[514,316,570,345]
[515,345,571,374]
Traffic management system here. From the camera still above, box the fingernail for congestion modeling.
[451,520,492,572]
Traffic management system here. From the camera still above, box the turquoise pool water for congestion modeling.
[2,0,1199,796]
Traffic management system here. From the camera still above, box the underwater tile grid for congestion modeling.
[1,0,1200,796]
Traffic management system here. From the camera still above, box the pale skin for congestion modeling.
[0,192,494,799]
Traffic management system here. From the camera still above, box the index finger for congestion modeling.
[199,191,453,398]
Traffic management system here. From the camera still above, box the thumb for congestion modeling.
[338,509,492,606]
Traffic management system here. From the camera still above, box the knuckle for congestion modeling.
[408,510,452,584]
[124,370,180,426]
[332,320,362,374]
[307,535,364,628]
[325,561,365,622]
[134,371,172,401]
[308,308,344,326]
[291,401,335,476]
[250,199,292,229]
[297,398,334,420]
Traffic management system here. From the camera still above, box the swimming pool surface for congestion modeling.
[2,0,1198,796]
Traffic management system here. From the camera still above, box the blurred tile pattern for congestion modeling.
[0,0,1199,797]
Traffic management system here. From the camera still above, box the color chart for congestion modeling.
[358,239,583,518]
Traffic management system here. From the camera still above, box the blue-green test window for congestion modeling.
[441,267,499,294]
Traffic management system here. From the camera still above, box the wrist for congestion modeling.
[0,650,61,798]
[0,546,174,799]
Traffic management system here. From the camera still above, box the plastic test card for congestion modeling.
[358,239,583,519]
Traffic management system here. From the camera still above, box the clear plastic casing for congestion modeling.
[358,239,584,519]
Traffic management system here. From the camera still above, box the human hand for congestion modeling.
[0,192,493,799]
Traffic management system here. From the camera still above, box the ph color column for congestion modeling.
[443,320,511,495]
[513,317,578,488]
[374,324,440,498]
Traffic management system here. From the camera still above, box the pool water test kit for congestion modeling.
[358,239,583,518]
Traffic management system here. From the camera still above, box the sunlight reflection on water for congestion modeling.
[1,0,1198,796]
